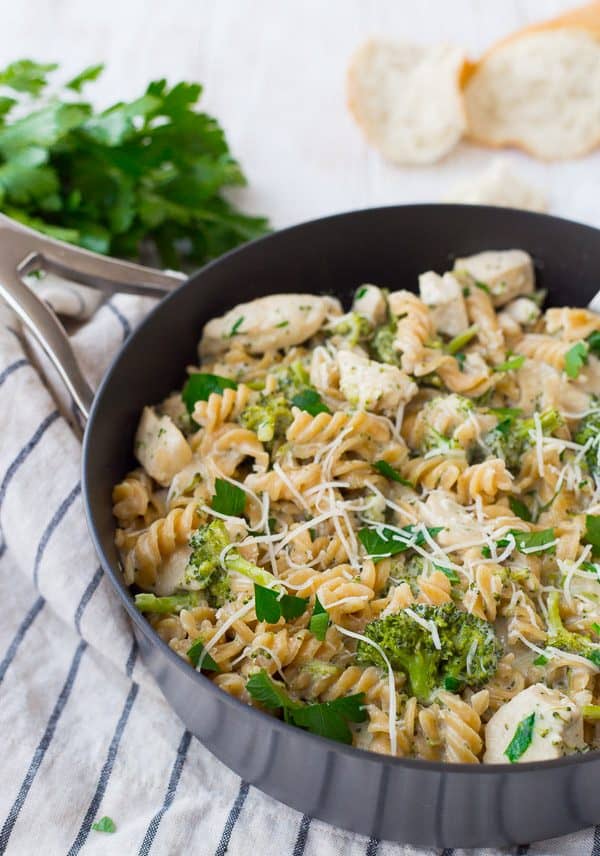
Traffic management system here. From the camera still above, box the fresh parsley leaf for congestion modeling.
[275,320,289,328]
[280,593,309,620]
[182,372,237,413]
[474,280,490,294]
[211,478,246,517]
[511,529,556,554]
[246,670,366,744]
[358,525,443,563]
[509,496,532,522]
[227,316,245,337]
[65,63,105,93]
[504,712,535,762]
[587,331,600,356]
[564,341,588,379]
[593,622,600,635]
[373,459,413,487]
[493,354,525,372]
[309,595,329,641]
[254,584,281,623]
[455,352,466,371]
[291,388,330,416]
[436,565,459,584]
[588,649,600,668]
[0,62,269,268]
[187,639,220,672]
[533,654,548,666]
[254,583,309,623]
[443,676,461,692]
[355,286,368,300]
[585,515,600,557]
[91,816,116,834]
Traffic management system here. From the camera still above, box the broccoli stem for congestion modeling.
[225,551,282,591]
[134,591,200,614]
[583,704,600,720]
[446,324,479,355]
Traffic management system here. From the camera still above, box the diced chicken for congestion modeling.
[309,345,339,394]
[336,350,417,413]
[352,284,387,326]
[502,297,541,326]
[199,294,342,356]
[454,250,534,306]
[419,271,469,337]
[484,684,585,763]
[135,407,192,487]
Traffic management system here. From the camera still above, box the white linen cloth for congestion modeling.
[0,281,598,856]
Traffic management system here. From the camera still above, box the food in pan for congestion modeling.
[113,249,600,763]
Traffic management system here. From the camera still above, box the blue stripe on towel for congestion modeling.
[0,639,87,854]
[214,780,250,856]
[292,814,312,856]
[33,482,81,587]
[138,729,192,856]
[0,596,45,687]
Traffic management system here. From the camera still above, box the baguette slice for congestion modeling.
[462,2,600,160]
[347,39,466,165]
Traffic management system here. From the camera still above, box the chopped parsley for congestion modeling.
[291,388,331,416]
[92,816,116,834]
[436,565,459,584]
[482,528,555,558]
[358,525,443,563]
[564,341,588,379]
[373,459,413,487]
[309,595,329,641]
[211,478,246,517]
[474,280,490,294]
[493,354,525,373]
[504,712,535,762]
[182,373,237,413]
[227,316,245,337]
[254,583,308,623]
[533,654,549,666]
[246,670,366,744]
[584,515,600,557]
[275,320,289,328]
[508,496,532,522]
[187,639,220,672]
[443,676,461,692]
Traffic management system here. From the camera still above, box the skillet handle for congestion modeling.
[0,213,185,423]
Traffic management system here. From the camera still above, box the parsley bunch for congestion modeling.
[0,60,269,269]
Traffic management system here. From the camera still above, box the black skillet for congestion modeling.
[1,205,599,848]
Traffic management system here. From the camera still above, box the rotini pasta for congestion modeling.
[114,251,600,764]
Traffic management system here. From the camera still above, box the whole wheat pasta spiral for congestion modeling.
[114,251,600,763]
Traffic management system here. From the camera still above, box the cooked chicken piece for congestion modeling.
[484,684,585,763]
[501,297,541,326]
[135,407,192,487]
[199,294,342,356]
[419,271,469,337]
[352,284,387,326]
[453,250,534,307]
[336,349,417,413]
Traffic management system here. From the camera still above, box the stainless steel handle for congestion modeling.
[0,213,185,422]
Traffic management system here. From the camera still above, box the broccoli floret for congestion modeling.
[185,520,280,603]
[134,591,200,614]
[300,660,341,678]
[574,406,600,478]
[240,394,293,443]
[483,408,561,472]
[356,603,501,701]
[546,591,600,666]
[369,321,400,366]
[421,426,462,455]
[273,360,311,398]
[327,311,372,346]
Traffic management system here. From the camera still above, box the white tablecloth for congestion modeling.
[1,2,599,854]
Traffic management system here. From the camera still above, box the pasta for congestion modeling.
[114,251,600,764]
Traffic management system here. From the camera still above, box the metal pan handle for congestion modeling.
[0,213,185,422]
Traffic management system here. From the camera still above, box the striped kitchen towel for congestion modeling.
[0,285,596,856]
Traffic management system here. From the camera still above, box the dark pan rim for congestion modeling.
[83,203,600,777]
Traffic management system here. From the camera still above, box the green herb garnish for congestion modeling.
[187,639,220,672]
[246,670,366,744]
[254,583,308,623]
[355,286,368,300]
[309,595,329,641]
[443,676,461,692]
[182,373,237,413]
[0,62,268,269]
[228,316,245,337]
[533,654,549,666]
[436,565,460,584]
[373,459,413,486]
[584,515,600,557]
[493,354,525,372]
[564,341,588,379]
[358,525,443,562]
[291,388,331,416]
[474,280,490,294]
[211,478,246,517]
[508,496,532,522]
[504,713,535,762]
[91,816,116,834]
